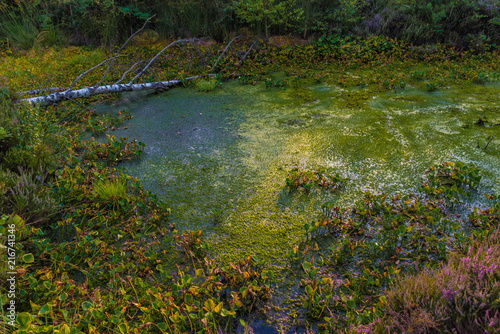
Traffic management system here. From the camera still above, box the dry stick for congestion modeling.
[95,15,155,88]
[114,61,147,85]
[128,39,191,85]
[239,40,257,65]
[210,35,241,72]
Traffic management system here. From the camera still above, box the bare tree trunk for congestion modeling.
[23,77,209,106]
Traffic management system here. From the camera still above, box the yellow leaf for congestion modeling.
[214,302,223,313]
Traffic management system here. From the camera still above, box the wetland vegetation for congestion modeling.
[1,1,500,333]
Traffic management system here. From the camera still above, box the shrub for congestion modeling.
[8,168,59,225]
[375,228,500,333]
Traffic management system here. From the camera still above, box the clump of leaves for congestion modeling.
[286,167,347,193]
[421,161,481,204]
[468,193,500,230]
[75,134,145,165]
[426,82,438,92]
[410,70,426,81]
[85,109,132,135]
[196,78,218,92]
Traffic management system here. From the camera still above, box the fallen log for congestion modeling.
[19,17,252,106]
[22,75,212,105]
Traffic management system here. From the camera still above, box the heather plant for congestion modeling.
[375,229,500,333]
[0,166,16,211]
[8,168,59,225]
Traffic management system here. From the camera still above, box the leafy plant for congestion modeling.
[196,78,218,92]
[426,82,438,92]
[92,178,128,210]
[286,167,347,193]
[420,161,481,204]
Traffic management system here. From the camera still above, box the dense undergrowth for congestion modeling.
[1,0,499,50]
[0,38,499,333]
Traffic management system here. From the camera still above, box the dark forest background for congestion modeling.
[1,0,499,50]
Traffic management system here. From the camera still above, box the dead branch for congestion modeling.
[66,55,126,91]
[239,41,257,65]
[128,39,191,85]
[18,87,64,96]
[211,35,241,72]
[95,15,155,88]
[24,79,188,105]
[21,18,237,105]
[114,61,147,85]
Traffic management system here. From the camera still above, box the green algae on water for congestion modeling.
[96,80,500,268]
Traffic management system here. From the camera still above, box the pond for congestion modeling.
[96,80,500,268]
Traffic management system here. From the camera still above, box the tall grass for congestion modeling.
[0,12,38,50]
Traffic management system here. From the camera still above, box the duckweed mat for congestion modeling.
[96,80,500,267]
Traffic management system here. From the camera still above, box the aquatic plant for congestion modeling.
[195,78,218,92]
[85,109,132,135]
[77,134,145,165]
[286,167,347,193]
[293,161,498,332]
[420,161,481,204]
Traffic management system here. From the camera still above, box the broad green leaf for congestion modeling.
[23,253,34,263]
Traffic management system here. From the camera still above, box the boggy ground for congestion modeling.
[0,39,499,333]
